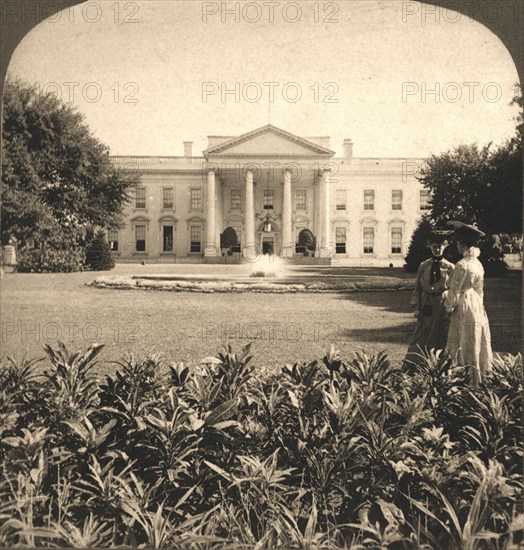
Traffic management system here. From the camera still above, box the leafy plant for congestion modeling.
[0,343,521,549]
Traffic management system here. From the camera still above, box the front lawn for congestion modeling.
[0,267,520,374]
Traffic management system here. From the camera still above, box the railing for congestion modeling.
[111,156,206,165]
[350,158,426,166]
[110,155,426,169]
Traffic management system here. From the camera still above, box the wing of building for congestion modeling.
[109,124,430,266]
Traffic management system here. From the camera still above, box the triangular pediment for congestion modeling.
[203,125,335,158]
[130,215,151,223]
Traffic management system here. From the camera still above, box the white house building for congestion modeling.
[110,124,430,266]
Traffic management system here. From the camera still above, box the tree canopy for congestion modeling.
[417,85,522,236]
[1,79,139,269]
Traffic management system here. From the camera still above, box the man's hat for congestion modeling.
[426,229,453,245]
[447,220,486,241]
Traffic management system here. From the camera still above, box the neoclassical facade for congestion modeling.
[110,124,429,266]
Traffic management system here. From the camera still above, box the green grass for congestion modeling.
[1,265,521,376]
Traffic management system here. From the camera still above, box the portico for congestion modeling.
[202,124,335,259]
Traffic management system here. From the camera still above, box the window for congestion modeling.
[295,189,306,210]
[336,227,347,254]
[231,189,241,209]
[392,190,403,211]
[163,188,174,209]
[163,226,174,252]
[190,188,202,210]
[363,227,374,254]
[420,190,431,210]
[336,189,346,210]
[263,189,274,210]
[108,230,118,252]
[190,226,201,253]
[135,187,146,209]
[135,225,146,252]
[391,227,403,254]
[364,190,375,210]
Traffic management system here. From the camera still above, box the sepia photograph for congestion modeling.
[1,0,523,547]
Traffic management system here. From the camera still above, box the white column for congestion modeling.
[316,173,323,253]
[321,169,331,251]
[282,168,292,258]
[244,169,255,258]
[206,169,217,256]
[215,178,223,251]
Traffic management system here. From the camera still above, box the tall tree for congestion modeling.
[417,143,492,228]
[417,85,522,236]
[1,79,139,269]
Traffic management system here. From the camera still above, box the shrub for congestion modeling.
[220,227,239,255]
[403,216,433,272]
[84,230,115,271]
[479,235,509,276]
[16,245,85,273]
[404,217,509,276]
[1,343,522,549]
[298,228,316,256]
[249,270,275,278]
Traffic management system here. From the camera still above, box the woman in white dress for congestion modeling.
[443,221,493,385]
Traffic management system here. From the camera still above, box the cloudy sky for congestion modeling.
[7,0,521,158]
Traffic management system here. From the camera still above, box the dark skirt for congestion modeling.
[404,293,449,368]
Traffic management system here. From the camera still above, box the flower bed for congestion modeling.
[88,275,415,293]
[0,343,522,548]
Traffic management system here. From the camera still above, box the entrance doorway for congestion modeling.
[262,236,274,255]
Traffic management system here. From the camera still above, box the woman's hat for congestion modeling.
[447,220,486,241]
[426,229,453,245]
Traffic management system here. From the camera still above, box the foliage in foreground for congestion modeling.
[0,343,523,549]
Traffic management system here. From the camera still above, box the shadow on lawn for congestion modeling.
[337,288,414,315]
[287,266,415,280]
[336,272,522,356]
[339,321,415,347]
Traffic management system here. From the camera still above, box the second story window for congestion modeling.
[135,187,146,209]
[263,189,274,210]
[190,188,202,210]
[163,188,174,209]
[392,190,403,211]
[231,189,241,209]
[420,190,431,210]
[336,189,346,210]
[294,189,306,210]
[364,190,375,210]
